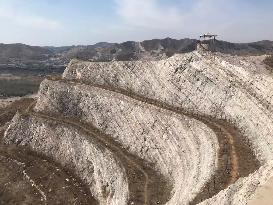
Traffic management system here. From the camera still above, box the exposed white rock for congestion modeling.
[32,79,219,205]
[63,52,273,161]
[4,113,129,205]
[4,50,273,204]
[62,51,273,204]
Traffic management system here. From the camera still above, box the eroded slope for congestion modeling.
[62,51,273,204]
[63,52,273,162]
[4,113,130,205]
[33,79,220,204]
[2,50,273,204]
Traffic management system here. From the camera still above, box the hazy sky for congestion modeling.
[0,0,272,46]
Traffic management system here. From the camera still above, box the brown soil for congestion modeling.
[190,119,259,204]
[0,98,35,130]
[0,98,97,205]
[0,145,97,205]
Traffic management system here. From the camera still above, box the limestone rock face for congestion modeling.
[63,52,273,162]
[3,51,273,204]
[62,51,273,203]
[33,79,219,204]
[4,113,129,205]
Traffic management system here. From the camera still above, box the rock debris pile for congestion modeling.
[2,51,273,204]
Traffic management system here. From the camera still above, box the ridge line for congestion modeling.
[26,101,152,205]
[46,77,259,204]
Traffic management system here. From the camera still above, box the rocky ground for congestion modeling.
[0,98,97,205]
[1,50,273,204]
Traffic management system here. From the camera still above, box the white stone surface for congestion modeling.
[62,52,273,204]
[33,79,219,205]
[4,113,129,205]
[4,51,273,204]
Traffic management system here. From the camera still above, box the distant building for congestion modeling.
[197,33,217,52]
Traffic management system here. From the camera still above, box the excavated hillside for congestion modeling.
[1,50,273,204]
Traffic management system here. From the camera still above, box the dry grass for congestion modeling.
[264,55,273,70]
[0,98,34,127]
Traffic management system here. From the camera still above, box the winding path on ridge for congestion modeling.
[0,76,260,204]
[42,77,259,204]
[0,99,97,205]
[26,101,170,205]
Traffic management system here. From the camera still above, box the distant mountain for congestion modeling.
[0,43,52,63]
[60,38,198,61]
[44,46,73,54]
[58,39,273,61]
[0,43,63,73]
[0,38,273,72]
[214,40,273,55]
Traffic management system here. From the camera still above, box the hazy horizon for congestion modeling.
[1,37,273,48]
[0,0,273,46]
